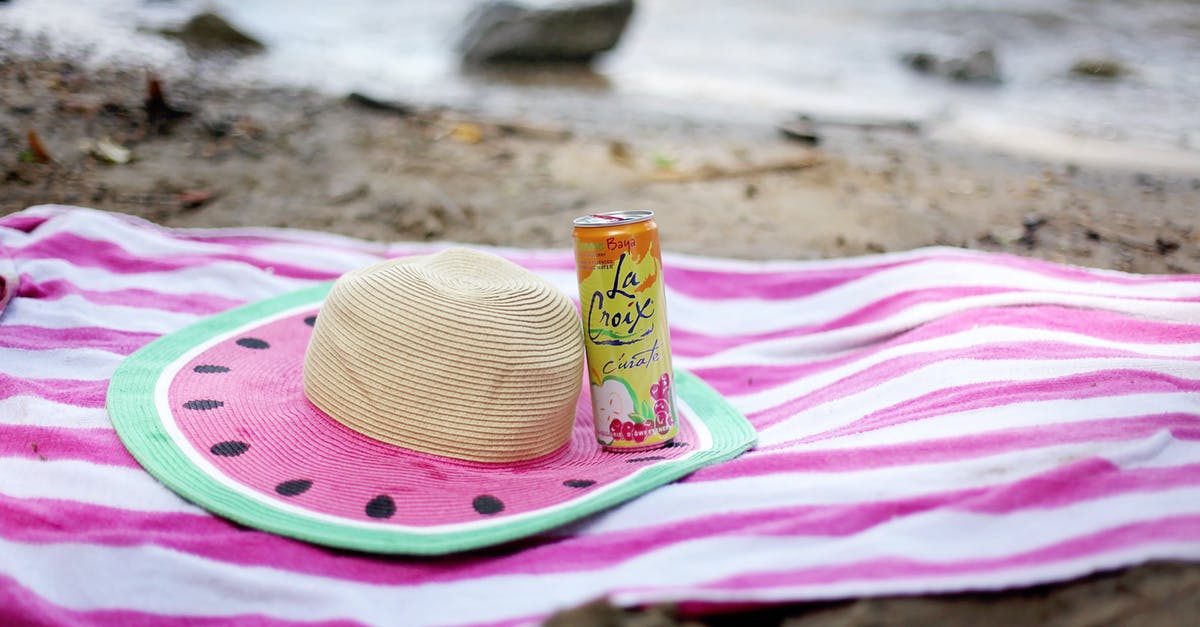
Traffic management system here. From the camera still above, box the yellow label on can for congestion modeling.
[574,214,677,450]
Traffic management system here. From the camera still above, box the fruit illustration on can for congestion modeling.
[573,210,678,451]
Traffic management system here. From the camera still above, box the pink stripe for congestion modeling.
[662,257,920,300]
[684,514,1200,594]
[16,275,245,315]
[0,213,51,233]
[696,415,1200,480]
[0,425,137,467]
[0,373,108,407]
[0,325,157,353]
[0,575,363,627]
[2,460,1195,585]
[12,233,341,281]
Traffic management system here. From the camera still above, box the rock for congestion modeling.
[901,47,1002,84]
[944,48,1000,83]
[89,138,132,165]
[1070,58,1129,80]
[144,76,192,134]
[159,11,265,53]
[777,118,821,145]
[457,0,635,64]
[345,92,415,116]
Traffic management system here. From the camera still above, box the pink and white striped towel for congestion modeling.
[2,205,1199,626]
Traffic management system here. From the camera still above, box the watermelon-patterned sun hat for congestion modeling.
[108,249,756,554]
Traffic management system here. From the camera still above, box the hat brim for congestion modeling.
[108,282,756,554]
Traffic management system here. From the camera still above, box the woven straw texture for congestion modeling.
[303,248,584,462]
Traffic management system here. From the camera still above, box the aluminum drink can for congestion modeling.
[573,210,678,451]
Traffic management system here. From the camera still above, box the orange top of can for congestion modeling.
[573,210,654,227]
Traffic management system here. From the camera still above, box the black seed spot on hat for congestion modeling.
[275,479,313,496]
[366,495,396,519]
[473,495,504,515]
[184,399,224,410]
[563,480,596,489]
[625,456,666,463]
[664,440,688,448]
[236,337,270,349]
[210,441,249,456]
[193,364,230,374]
[304,315,317,327]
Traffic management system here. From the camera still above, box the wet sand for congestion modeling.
[2,45,1199,626]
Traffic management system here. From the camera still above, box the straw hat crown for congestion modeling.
[303,248,584,463]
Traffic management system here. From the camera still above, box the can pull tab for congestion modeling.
[589,213,626,222]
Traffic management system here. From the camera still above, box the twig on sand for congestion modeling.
[640,155,824,184]
[25,130,54,163]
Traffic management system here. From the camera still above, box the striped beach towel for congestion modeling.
[2,205,1198,626]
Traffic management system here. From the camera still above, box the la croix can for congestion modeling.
[573,210,678,452]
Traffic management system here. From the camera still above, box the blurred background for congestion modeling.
[4,0,1199,170]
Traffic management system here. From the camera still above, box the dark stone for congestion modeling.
[346,92,415,116]
[1070,58,1129,80]
[777,118,821,145]
[457,0,635,64]
[210,441,249,456]
[901,47,1002,84]
[144,76,192,133]
[159,12,265,53]
[1156,237,1180,256]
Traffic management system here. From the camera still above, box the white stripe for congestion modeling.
[616,541,1200,605]
[750,357,1200,443]
[681,321,1200,370]
[0,396,113,429]
[574,434,1200,535]
[241,243,384,274]
[0,458,201,514]
[657,259,1200,336]
[660,245,977,272]
[4,484,1198,625]
[0,347,122,380]
[4,205,390,256]
[814,391,1200,449]
[2,295,199,334]
[0,207,245,257]
[15,257,313,299]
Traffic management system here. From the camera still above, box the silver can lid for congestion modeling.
[573,210,654,227]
